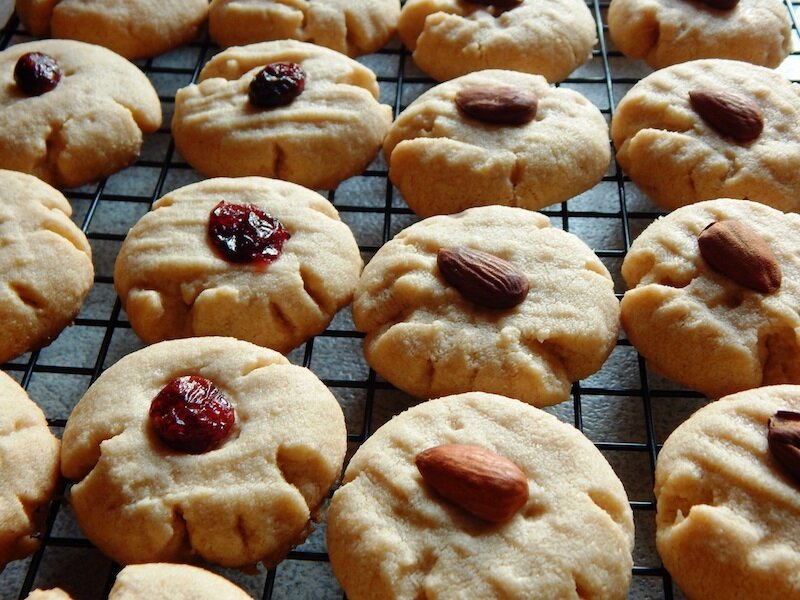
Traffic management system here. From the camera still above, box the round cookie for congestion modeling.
[384,69,610,217]
[0,170,94,363]
[353,205,620,407]
[114,177,362,353]
[171,40,393,190]
[621,199,800,399]
[209,0,401,56]
[16,0,208,60]
[398,0,597,82]
[0,370,60,571]
[60,337,347,568]
[327,392,635,599]
[0,40,162,189]
[608,0,792,69]
[26,563,254,599]
[655,385,800,600]
[611,59,800,212]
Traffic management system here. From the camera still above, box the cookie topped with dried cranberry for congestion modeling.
[0,40,161,189]
[114,177,363,354]
[611,59,800,212]
[0,170,94,363]
[60,337,347,568]
[15,0,208,60]
[209,0,400,57]
[0,370,60,572]
[172,40,392,190]
[353,205,620,407]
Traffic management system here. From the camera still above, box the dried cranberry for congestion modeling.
[14,52,62,96]
[149,375,235,454]
[248,62,306,108]
[208,201,291,264]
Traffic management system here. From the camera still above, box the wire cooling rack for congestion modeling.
[1,3,799,598]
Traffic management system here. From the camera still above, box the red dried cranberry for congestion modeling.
[149,375,235,454]
[14,52,62,96]
[208,201,291,264]
[248,62,306,108]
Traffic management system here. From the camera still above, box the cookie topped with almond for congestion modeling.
[621,198,800,398]
[353,205,620,407]
[611,59,800,212]
[327,392,635,599]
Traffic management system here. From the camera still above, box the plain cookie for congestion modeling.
[608,0,792,69]
[0,370,60,571]
[114,177,362,353]
[172,40,393,190]
[655,385,800,600]
[60,337,347,568]
[16,0,208,60]
[0,40,162,189]
[209,0,400,56]
[398,0,597,82]
[353,206,620,407]
[384,69,610,217]
[611,59,800,211]
[621,199,800,398]
[327,392,635,599]
[0,170,94,363]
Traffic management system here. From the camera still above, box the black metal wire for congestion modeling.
[1,1,798,597]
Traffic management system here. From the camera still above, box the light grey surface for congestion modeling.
[1,3,799,599]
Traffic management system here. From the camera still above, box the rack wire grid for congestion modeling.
[1,2,799,599]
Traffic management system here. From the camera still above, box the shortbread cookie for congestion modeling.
[353,206,620,407]
[384,69,610,217]
[328,392,635,599]
[61,337,347,568]
[16,0,208,60]
[398,0,597,82]
[0,40,161,189]
[209,0,400,56]
[608,0,792,69]
[611,59,800,211]
[172,40,393,190]
[0,370,60,571]
[114,177,362,353]
[26,564,253,599]
[655,385,800,600]
[621,199,800,399]
[0,170,94,363]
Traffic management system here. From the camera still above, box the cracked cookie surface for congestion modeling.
[353,206,620,407]
[0,370,60,571]
[60,337,347,568]
[384,69,610,217]
[114,177,362,353]
[209,0,400,56]
[655,385,800,600]
[611,59,800,211]
[621,199,800,398]
[16,0,208,60]
[0,40,161,189]
[0,170,93,363]
[398,0,596,82]
[608,0,791,69]
[171,40,393,190]
[327,392,634,599]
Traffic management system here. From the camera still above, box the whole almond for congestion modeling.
[768,410,800,484]
[698,220,781,293]
[437,246,529,309]
[415,443,529,523]
[455,85,538,125]
[689,89,763,143]
[698,0,739,9]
